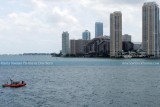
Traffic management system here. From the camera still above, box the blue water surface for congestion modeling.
[0,55,160,107]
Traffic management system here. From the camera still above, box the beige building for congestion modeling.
[142,2,159,57]
[110,11,122,57]
[70,40,76,55]
[70,39,90,55]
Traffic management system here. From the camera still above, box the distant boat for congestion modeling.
[2,80,26,88]
[123,55,132,58]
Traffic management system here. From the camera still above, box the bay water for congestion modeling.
[0,55,160,107]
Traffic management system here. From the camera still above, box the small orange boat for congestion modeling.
[2,83,26,88]
[2,80,26,88]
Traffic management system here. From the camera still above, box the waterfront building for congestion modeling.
[133,42,142,50]
[85,36,110,57]
[142,2,159,57]
[110,11,122,57]
[82,30,91,40]
[62,31,69,55]
[70,39,90,56]
[122,41,134,52]
[70,40,76,55]
[122,34,131,42]
[95,22,103,37]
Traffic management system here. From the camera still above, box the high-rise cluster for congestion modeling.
[61,2,160,58]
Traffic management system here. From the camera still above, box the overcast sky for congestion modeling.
[0,0,159,54]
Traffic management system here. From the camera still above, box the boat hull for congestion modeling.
[2,83,26,88]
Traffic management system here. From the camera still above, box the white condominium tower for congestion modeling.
[142,2,159,57]
[62,31,69,55]
[110,11,122,57]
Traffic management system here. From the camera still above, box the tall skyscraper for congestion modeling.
[159,20,160,54]
[142,2,159,57]
[110,11,122,57]
[95,22,103,37]
[82,30,91,40]
[62,31,69,55]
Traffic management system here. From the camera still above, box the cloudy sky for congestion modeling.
[0,0,159,54]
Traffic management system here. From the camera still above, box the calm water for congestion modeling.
[0,55,160,107]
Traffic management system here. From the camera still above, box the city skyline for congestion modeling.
[0,0,160,54]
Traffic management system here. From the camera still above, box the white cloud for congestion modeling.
[52,7,78,23]
[31,0,47,8]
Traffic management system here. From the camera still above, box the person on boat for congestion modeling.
[22,81,24,84]
[10,79,20,85]
[10,79,13,84]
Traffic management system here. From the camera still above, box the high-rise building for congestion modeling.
[70,40,76,55]
[110,11,122,57]
[159,20,160,53]
[82,30,91,40]
[95,22,103,37]
[122,34,131,42]
[142,2,159,57]
[62,31,69,55]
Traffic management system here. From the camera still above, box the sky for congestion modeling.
[0,0,160,54]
